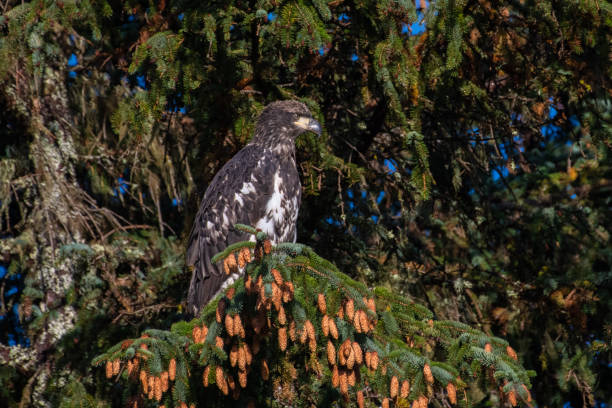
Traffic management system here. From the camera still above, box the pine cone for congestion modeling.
[216,367,227,395]
[169,358,176,381]
[338,342,347,366]
[245,275,253,294]
[289,320,297,341]
[348,368,356,386]
[506,345,518,361]
[423,363,434,384]
[309,337,317,353]
[331,365,339,387]
[225,314,235,336]
[382,397,390,408]
[357,390,365,408]
[329,318,338,340]
[346,346,355,369]
[446,382,456,404]
[345,299,355,321]
[353,310,362,333]
[237,249,246,268]
[238,345,247,371]
[299,324,308,344]
[271,268,283,286]
[193,326,202,343]
[317,293,327,314]
[140,369,148,393]
[322,315,330,337]
[484,343,492,353]
[508,390,517,407]
[271,282,282,310]
[278,305,287,325]
[234,314,245,338]
[223,257,230,275]
[390,375,399,398]
[305,320,315,341]
[226,253,238,274]
[367,298,376,313]
[241,247,251,264]
[238,369,247,388]
[359,310,369,334]
[401,379,410,398]
[216,300,226,323]
[282,281,294,303]
[522,384,532,402]
[226,287,236,300]
[230,345,238,367]
[161,371,169,392]
[154,376,162,401]
[327,340,336,365]
[148,376,155,399]
[278,327,288,351]
[339,369,348,395]
[105,361,112,379]
[215,336,224,349]
[370,351,379,370]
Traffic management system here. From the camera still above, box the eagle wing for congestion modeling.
[186,144,276,314]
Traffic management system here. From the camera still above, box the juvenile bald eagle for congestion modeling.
[186,100,321,315]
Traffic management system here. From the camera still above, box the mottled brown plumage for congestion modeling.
[186,101,321,315]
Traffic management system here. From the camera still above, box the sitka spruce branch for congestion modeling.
[95,228,534,408]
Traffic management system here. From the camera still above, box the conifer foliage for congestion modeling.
[0,0,610,407]
[95,225,533,407]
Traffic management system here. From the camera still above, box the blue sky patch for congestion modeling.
[402,8,426,36]
[67,53,78,67]
[325,217,342,226]
[384,158,397,174]
[136,75,146,89]
[491,166,509,182]
[113,177,129,197]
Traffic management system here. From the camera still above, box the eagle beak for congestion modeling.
[294,116,322,136]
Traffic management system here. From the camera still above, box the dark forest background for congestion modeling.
[0,0,610,407]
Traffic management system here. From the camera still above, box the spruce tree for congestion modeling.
[0,1,609,407]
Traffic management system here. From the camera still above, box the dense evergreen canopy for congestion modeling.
[0,0,610,407]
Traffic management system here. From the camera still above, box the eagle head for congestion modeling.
[252,100,321,147]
